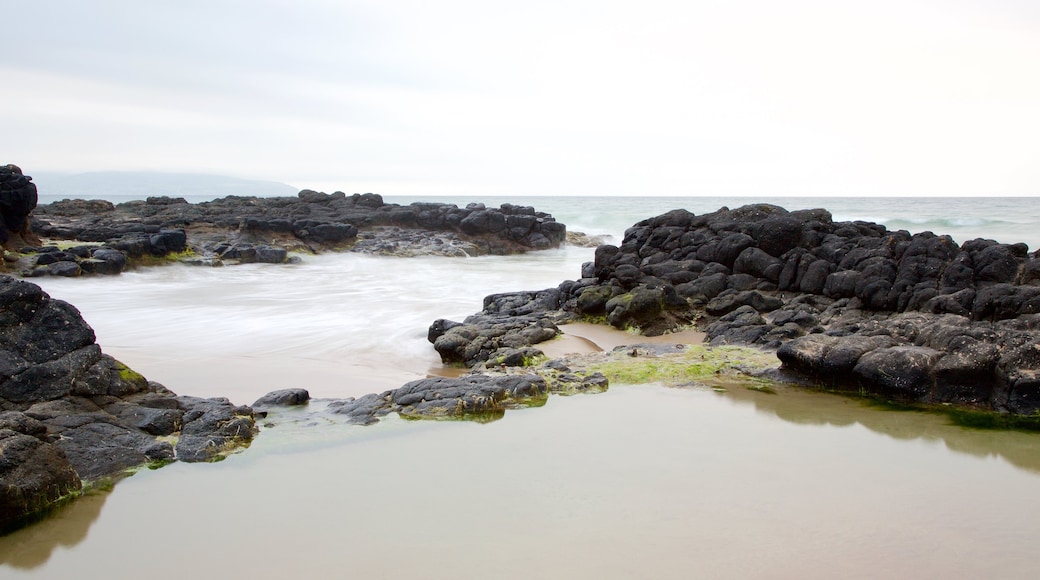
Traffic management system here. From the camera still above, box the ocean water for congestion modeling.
[5,195,1040,578]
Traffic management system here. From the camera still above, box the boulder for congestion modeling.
[0,428,82,532]
[852,346,944,401]
[253,388,310,409]
[0,164,38,247]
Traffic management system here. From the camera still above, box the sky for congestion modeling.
[3,0,1039,196]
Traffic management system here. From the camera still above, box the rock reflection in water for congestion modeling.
[1,383,1037,579]
[0,491,108,569]
[716,382,1040,474]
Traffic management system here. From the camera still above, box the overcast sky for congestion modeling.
[3,0,1039,196]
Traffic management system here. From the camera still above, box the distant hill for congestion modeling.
[32,171,299,201]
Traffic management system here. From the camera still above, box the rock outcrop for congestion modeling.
[255,368,608,429]
[0,275,257,532]
[429,204,1040,416]
[429,289,572,368]
[0,165,39,250]
[25,191,567,276]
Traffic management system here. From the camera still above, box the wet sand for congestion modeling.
[428,322,707,379]
[540,322,706,357]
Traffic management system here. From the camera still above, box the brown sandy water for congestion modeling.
[2,382,1038,579]
[15,251,1040,578]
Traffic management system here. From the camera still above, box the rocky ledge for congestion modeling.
[428,204,1040,418]
[0,275,257,533]
[253,365,608,428]
[18,187,566,277]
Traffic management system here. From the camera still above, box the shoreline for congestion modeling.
[7,194,1040,536]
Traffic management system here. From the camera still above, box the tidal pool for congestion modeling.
[2,383,1037,579]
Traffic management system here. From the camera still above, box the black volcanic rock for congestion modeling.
[29,190,568,274]
[0,274,257,531]
[573,204,1040,412]
[427,203,1040,415]
[0,164,39,248]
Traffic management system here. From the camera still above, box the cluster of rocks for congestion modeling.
[1,165,39,251]
[429,204,1040,415]
[26,189,567,276]
[255,364,608,428]
[429,289,573,367]
[0,275,258,532]
[18,229,188,278]
[0,269,608,532]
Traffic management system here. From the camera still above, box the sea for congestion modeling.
[3,195,1040,579]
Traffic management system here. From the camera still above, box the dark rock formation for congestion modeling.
[0,421,81,534]
[429,203,1040,415]
[256,367,607,429]
[429,289,572,368]
[252,388,310,410]
[0,275,257,531]
[327,374,552,425]
[0,165,39,249]
[27,191,567,276]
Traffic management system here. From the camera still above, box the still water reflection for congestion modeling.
[2,383,1037,580]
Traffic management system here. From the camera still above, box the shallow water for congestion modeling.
[30,247,594,404]
[2,384,1038,579]
[9,195,1040,578]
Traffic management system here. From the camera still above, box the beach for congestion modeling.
[4,195,1040,579]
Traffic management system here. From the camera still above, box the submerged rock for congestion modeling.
[258,367,607,429]
[252,388,310,410]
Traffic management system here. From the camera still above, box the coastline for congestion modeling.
[6,190,1040,540]
[4,191,1040,577]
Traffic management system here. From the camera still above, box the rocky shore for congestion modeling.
[0,165,579,531]
[0,275,258,532]
[18,189,566,277]
[5,168,1040,534]
[429,203,1040,419]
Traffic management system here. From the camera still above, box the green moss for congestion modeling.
[126,248,198,268]
[538,370,610,396]
[41,239,102,251]
[115,362,146,383]
[579,314,609,326]
[586,345,776,386]
[522,354,546,367]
